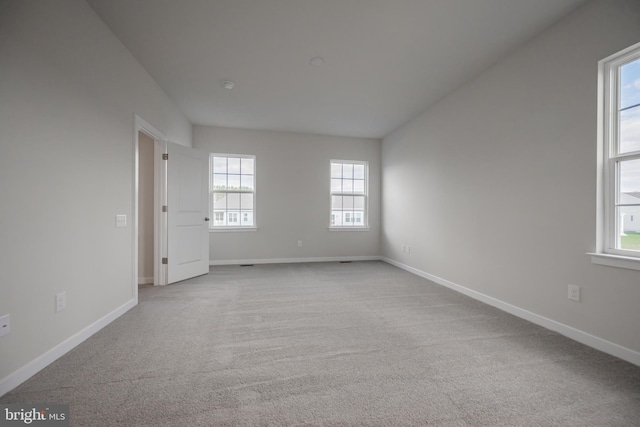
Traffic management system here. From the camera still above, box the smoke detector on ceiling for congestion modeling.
[222,80,235,90]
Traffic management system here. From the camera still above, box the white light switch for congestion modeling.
[115,214,127,228]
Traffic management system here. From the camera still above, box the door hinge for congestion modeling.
[162,153,168,160]
[162,257,168,265]
[162,205,168,213]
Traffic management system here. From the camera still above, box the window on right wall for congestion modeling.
[330,160,368,229]
[600,42,640,257]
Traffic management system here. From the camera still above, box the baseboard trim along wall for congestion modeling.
[0,299,137,397]
[138,276,153,285]
[381,257,640,367]
[3,257,637,398]
[209,255,381,266]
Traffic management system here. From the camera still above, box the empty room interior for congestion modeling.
[1,0,640,425]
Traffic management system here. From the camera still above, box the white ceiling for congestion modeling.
[87,0,586,139]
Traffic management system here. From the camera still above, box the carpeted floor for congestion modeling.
[2,261,639,426]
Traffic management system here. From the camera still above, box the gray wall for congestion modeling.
[382,0,640,355]
[0,0,191,385]
[194,126,381,262]
[138,132,155,283]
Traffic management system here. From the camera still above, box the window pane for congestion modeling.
[213,211,225,226]
[620,57,640,110]
[619,158,640,194]
[213,192,226,209]
[618,206,640,251]
[228,174,241,190]
[343,196,354,209]
[213,174,227,190]
[228,157,241,174]
[240,193,253,210]
[241,210,254,226]
[617,159,640,251]
[354,164,365,179]
[241,158,254,175]
[213,157,227,173]
[343,179,353,193]
[331,163,342,178]
[619,107,640,154]
[241,174,254,190]
[343,164,353,179]
[332,195,342,209]
[227,193,240,209]
[331,178,342,192]
[353,179,365,194]
[331,211,343,226]
[354,196,365,210]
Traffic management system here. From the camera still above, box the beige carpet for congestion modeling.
[2,261,639,426]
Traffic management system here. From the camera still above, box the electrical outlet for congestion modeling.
[406,245,411,254]
[568,284,580,302]
[297,240,303,247]
[0,314,9,337]
[56,292,66,312]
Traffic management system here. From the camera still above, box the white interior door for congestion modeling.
[167,142,210,283]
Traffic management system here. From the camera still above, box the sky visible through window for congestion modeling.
[619,58,640,194]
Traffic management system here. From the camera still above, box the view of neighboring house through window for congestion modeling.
[210,154,255,229]
[601,43,640,255]
[330,160,367,228]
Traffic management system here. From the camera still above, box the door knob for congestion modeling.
[204,217,210,222]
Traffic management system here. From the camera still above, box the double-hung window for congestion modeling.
[210,154,255,229]
[599,42,640,259]
[330,160,368,229]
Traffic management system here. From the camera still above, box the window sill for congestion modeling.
[328,227,370,232]
[587,252,640,271]
[209,227,257,233]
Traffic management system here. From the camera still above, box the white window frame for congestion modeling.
[329,160,369,231]
[591,41,640,270]
[210,153,257,232]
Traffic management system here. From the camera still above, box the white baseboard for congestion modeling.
[138,276,153,285]
[0,299,137,397]
[210,255,381,266]
[5,257,636,399]
[381,257,640,367]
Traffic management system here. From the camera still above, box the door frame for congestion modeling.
[134,115,168,302]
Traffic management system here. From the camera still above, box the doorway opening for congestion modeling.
[134,115,168,303]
